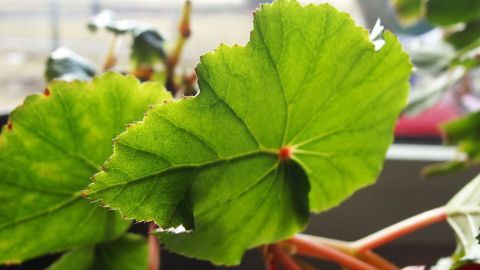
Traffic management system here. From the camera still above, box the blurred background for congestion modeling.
[1,0,478,141]
[0,0,365,114]
[1,0,480,269]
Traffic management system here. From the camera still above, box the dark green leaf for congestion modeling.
[88,10,166,67]
[422,160,469,177]
[47,234,148,270]
[443,111,480,163]
[131,29,167,68]
[45,47,96,82]
[426,0,480,26]
[446,21,480,50]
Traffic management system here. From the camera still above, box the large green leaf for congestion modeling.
[0,72,171,263]
[444,173,480,267]
[87,0,411,265]
[47,234,148,270]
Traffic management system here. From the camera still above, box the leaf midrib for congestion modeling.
[89,149,278,195]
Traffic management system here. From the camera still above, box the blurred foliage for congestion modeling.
[392,0,480,118]
[45,3,195,96]
[45,47,96,82]
[88,10,166,70]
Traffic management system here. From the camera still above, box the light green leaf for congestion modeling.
[87,0,411,265]
[0,72,171,264]
[47,234,148,270]
[445,174,480,266]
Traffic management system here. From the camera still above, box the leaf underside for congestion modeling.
[0,73,171,263]
[88,0,411,265]
[446,174,480,266]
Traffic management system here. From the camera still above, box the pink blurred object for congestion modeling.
[395,96,462,139]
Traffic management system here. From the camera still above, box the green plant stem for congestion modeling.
[288,237,378,270]
[352,207,447,251]
[165,0,191,94]
[148,222,160,270]
[269,245,301,270]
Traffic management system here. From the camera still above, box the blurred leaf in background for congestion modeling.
[45,47,96,82]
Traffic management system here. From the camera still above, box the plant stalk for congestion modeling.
[352,207,447,251]
[288,237,378,270]
[148,222,160,270]
[263,246,277,270]
[103,34,121,71]
[294,234,399,269]
[270,244,301,270]
[165,0,192,94]
[357,250,399,270]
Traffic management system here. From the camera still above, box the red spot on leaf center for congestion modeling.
[278,146,292,161]
[7,121,12,131]
[43,88,51,96]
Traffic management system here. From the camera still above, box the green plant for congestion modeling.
[1,0,480,269]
